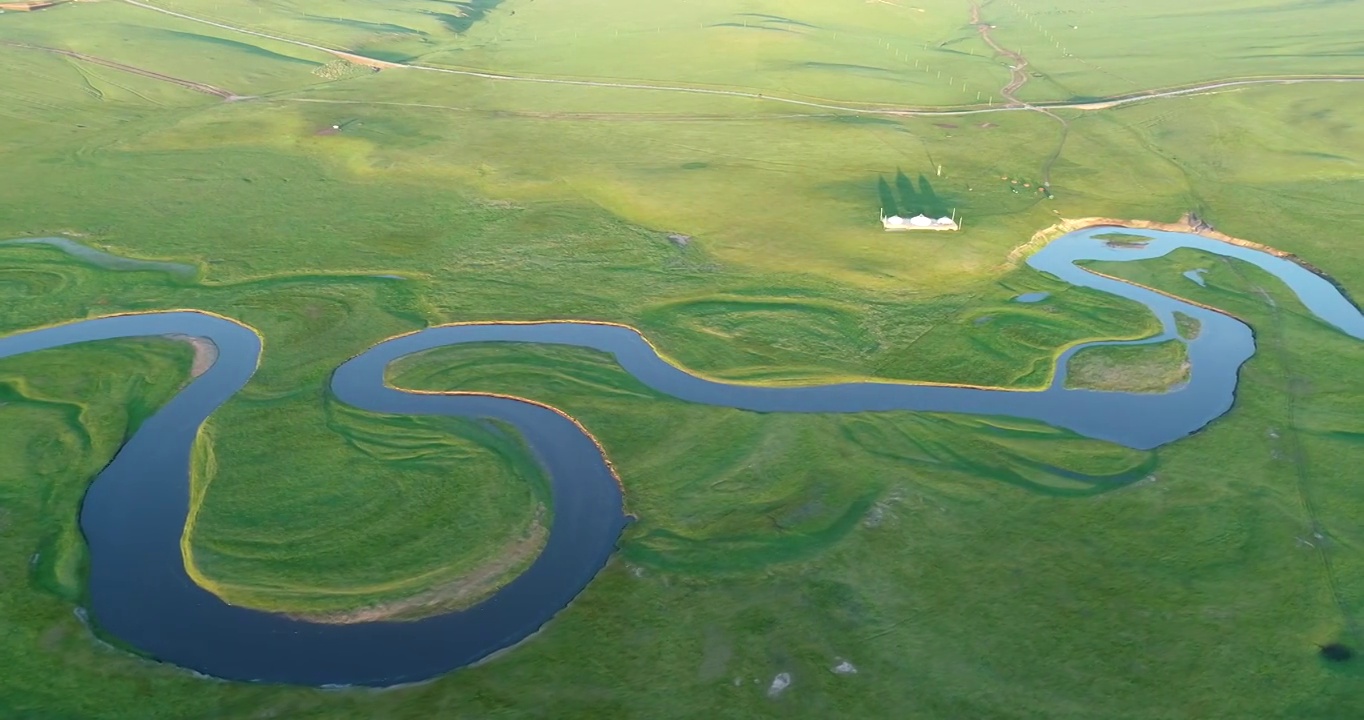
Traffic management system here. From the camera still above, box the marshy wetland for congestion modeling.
[4,0,1364,717]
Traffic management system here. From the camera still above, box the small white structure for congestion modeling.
[881,209,959,232]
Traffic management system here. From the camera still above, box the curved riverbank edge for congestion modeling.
[2,225,1362,686]
[390,386,633,498]
[379,319,1107,396]
[1012,215,1266,262]
[165,334,218,378]
[286,508,550,625]
[0,311,628,686]
[1011,214,1355,295]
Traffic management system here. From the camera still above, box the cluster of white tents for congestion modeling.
[880,212,959,232]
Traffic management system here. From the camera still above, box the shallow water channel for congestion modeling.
[0,227,1361,686]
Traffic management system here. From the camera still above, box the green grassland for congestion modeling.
[0,244,553,621]
[0,338,194,605]
[988,0,1364,103]
[2,0,1364,716]
[1064,339,1190,393]
[1174,310,1201,340]
[187,396,551,619]
[6,251,1364,719]
[116,0,1364,107]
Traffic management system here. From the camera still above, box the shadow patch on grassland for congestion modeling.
[797,62,903,79]
[708,23,799,34]
[424,0,505,33]
[145,29,320,66]
[735,13,820,29]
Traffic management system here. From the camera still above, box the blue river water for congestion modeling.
[0,226,1361,686]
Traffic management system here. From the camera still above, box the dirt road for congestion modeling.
[971,2,1030,104]
[117,0,1363,120]
[968,2,1069,184]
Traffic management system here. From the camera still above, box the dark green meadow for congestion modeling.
[2,0,1364,716]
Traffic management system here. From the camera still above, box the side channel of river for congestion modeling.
[0,227,1361,686]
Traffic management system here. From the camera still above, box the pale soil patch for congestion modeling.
[291,509,547,624]
[1009,213,1340,284]
[165,334,218,379]
[863,486,908,528]
[312,59,375,81]
[327,50,400,69]
[831,659,858,675]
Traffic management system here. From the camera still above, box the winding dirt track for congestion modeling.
[971,2,1029,104]
[118,0,1364,118]
[968,1,1070,184]
[1,40,240,99]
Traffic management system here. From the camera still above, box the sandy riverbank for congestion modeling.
[1008,214,1354,301]
[288,509,548,625]
[164,334,218,378]
[1010,213,1284,262]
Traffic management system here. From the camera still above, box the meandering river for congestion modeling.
[0,227,1361,686]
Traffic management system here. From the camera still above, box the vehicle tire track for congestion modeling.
[1,40,243,100]
[1217,255,1352,630]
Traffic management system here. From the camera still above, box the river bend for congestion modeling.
[0,227,1360,686]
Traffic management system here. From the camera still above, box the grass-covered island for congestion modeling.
[1065,340,1191,393]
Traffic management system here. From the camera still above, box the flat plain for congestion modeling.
[2,0,1364,717]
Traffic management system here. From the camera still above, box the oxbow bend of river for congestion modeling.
[0,227,1362,686]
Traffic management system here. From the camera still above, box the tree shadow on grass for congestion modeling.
[895,169,920,216]
[877,177,900,217]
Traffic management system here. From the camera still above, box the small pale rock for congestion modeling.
[832,660,857,675]
[767,672,791,698]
